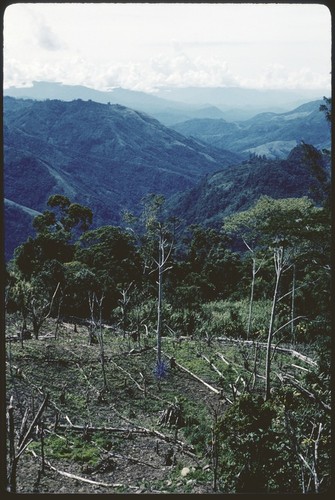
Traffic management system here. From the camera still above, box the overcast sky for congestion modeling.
[3,2,331,93]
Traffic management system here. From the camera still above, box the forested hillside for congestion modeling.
[167,143,330,228]
[171,100,331,159]
[4,96,240,259]
[3,96,330,260]
[4,81,325,122]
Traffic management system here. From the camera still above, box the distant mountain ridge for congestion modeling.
[3,81,228,125]
[4,81,329,122]
[171,100,330,159]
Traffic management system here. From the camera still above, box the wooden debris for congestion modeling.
[157,348,220,395]
[201,354,225,379]
[276,372,331,414]
[217,337,317,367]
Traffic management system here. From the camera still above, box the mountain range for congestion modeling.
[172,100,330,159]
[3,88,330,261]
[3,96,239,259]
[4,81,328,123]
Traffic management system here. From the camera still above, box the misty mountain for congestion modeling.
[4,96,240,260]
[166,143,330,229]
[155,86,329,119]
[171,100,330,159]
[3,81,227,125]
[4,81,328,123]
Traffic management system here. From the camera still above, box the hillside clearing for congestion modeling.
[5,315,320,494]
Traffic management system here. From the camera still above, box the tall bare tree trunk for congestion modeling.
[156,237,163,364]
[291,264,296,346]
[6,394,49,492]
[265,247,283,400]
[247,258,256,339]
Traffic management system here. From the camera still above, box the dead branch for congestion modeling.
[91,440,159,470]
[109,359,144,392]
[172,359,220,394]
[291,363,310,372]
[6,394,49,492]
[157,348,221,395]
[17,393,49,455]
[276,373,331,414]
[29,449,136,489]
[201,355,225,379]
[217,337,317,367]
[56,423,143,434]
[108,359,172,405]
[6,361,64,415]
[110,408,197,458]
[215,352,232,366]
[215,351,265,380]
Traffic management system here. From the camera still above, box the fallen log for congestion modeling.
[108,359,172,405]
[215,352,231,366]
[216,338,317,367]
[111,409,198,459]
[56,423,144,434]
[215,352,265,380]
[103,449,159,469]
[156,348,221,396]
[172,359,220,394]
[56,416,197,459]
[201,355,225,379]
[109,359,144,392]
[29,449,137,489]
[291,363,310,372]
[276,372,331,414]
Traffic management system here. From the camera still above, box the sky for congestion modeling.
[3,2,332,93]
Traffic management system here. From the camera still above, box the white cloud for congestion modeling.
[3,3,331,92]
[36,23,65,51]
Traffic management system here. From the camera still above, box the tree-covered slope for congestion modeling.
[4,97,241,258]
[167,144,330,228]
[171,100,330,159]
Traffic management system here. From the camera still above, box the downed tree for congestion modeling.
[56,415,197,459]
[102,358,173,405]
[276,372,331,414]
[157,348,224,397]
[201,354,225,379]
[215,351,266,385]
[56,423,146,434]
[29,449,166,492]
[217,337,317,367]
[215,352,232,366]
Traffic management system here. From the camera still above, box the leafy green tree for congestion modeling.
[34,194,93,234]
[218,393,291,492]
[224,196,329,399]
[319,96,331,124]
[14,195,93,279]
[75,225,142,317]
[169,225,242,306]
[8,195,93,334]
[218,380,330,493]
[62,261,97,319]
